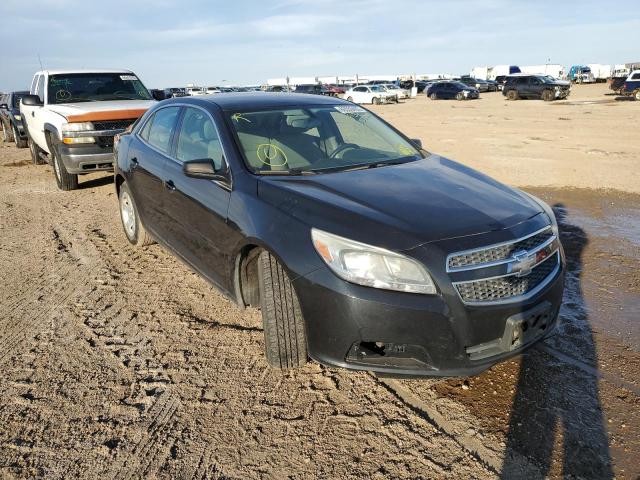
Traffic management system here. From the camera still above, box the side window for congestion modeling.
[176,107,223,169]
[36,75,45,102]
[517,77,528,85]
[632,73,640,80]
[145,107,180,154]
[530,77,541,85]
[139,113,155,141]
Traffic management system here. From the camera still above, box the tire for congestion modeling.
[430,93,437,100]
[118,181,154,247]
[51,142,79,191]
[456,92,464,101]
[28,134,45,165]
[635,89,640,101]
[2,121,14,143]
[258,250,308,369]
[372,96,381,105]
[14,125,27,148]
[542,89,554,102]
[346,96,353,102]
[507,89,519,101]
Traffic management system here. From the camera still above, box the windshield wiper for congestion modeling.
[258,168,317,176]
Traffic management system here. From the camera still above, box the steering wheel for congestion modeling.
[329,143,361,159]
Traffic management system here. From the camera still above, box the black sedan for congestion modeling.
[426,81,479,100]
[114,93,564,376]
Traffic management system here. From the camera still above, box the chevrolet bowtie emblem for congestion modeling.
[510,250,537,277]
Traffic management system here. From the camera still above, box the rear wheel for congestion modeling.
[430,93,437,100]
[635,89,640,101]
[28,134,45,165]
[51,142,78,191]
[258,250,308,369]
[14,125,27,148]
[507,89,519,100]
[118,182,154,247]
[542,89,554,102]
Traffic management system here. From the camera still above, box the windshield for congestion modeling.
[370,86,384,92]
[229,105,424,174]
[47,73,151,104]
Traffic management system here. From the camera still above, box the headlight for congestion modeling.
[311,229,437,294]
[62,122,95,144]
[14,114,21,121]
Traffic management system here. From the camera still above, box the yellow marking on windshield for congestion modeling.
[397,144,414,155]
[232,113,251,123]
[257,144,288,167]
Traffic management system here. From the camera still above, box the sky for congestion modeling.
[1,0,639,90]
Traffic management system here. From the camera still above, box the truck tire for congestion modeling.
[2,121,14,143]
[258,250,308,369]
[51,142,79,191]
[542,90,554,102]
[118,181,154,247]
[507,89,519,100]
[14,124,27,148]
[28,134,45,165]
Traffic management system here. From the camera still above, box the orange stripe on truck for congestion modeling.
[66,109,149,123]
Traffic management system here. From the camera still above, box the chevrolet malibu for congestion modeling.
[114,93,564,376]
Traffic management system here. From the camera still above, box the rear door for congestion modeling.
[529,77,543,98]
[128,105,181,238]
[160,105,234,290]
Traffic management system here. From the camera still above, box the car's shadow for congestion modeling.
[500,204,614,478]
[79,174,113,190]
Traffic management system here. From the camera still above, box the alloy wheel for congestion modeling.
[120,191,136,240]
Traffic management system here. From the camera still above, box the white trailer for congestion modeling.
[487,65,521,80]
[470,66,489,80]
[587,64,612,81]
[520,64,565,79]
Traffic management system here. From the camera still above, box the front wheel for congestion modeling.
[51,143,78,191]
[542,89,554,102]
[2,122,14,143]
[258,250,308,369]
[14,125,27,148]
[507,89,519,100]
[635,89,640,101]
[118,182,154,247]
[346,96,353,102]
[456,92,464,101]
[430,93,437,100]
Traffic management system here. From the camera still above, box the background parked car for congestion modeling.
[295,84,330,95]
[459,76,489,92]
[426,81,479,100]
[502,75,570,101]
[622,70,640,100]
[344,85,395,104]
[381,83,409,100]
[164,87,188,98]
[0,90,29,147]
[494,76,508,90]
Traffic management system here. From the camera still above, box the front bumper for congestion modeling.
[58,143,115,174]
[293,218,565,377]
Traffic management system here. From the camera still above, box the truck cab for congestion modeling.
[20,69,156,190]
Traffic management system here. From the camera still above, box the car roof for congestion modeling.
[163,92,347,110]
[34,69,135,75]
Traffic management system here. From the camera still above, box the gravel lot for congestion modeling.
[0,83,638,479]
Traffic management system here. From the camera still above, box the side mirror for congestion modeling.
[183,158,226,180]
[0,104,8,110]
[21,95,43,106]
[151,89,166,101]
[410,138,423,149]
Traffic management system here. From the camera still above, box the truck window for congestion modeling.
[36,75,45,103]
[47,72,152,104]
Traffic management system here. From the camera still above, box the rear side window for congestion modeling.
[175,107,224,169]
[517,77,528,85]
[142,106,180,153]
[632,73,640,80]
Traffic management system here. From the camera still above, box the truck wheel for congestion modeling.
[119,182,154,247]
[542,90,554,102]
[430,93,437,100]
[14,125,27,148]
[28,135,45,165]
[258,250,308,369]
[2,121,14,143]
[51,143,79,191]
[507,89,519,100]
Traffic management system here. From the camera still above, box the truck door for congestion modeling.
[28,74,49,152]
[21,75,39,143]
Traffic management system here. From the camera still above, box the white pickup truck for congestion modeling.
[20,69,156,190]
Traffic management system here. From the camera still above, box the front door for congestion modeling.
[160,106,234,290]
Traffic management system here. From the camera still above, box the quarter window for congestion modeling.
[144,107,180,154]
[176,107,224,169]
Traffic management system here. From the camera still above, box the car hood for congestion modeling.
[258,155,544,251]
[48,99,156,121]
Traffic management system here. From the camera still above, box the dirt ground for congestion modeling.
[0,83,638,479]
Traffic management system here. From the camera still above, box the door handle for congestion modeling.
[164,180,176,192]
[130,157,139,169]
[31,111,35,117]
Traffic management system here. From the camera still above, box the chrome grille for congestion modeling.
[455,253,559,303]
[448,227,554,270]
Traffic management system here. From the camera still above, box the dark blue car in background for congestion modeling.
[426,81,479,100]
